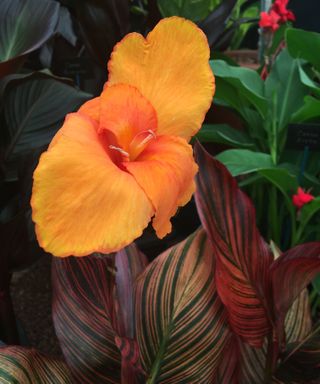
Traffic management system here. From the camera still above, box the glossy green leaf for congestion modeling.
[210,60,268,118]
[216,149,274,176]
[199,0,237,48]
[258,167,298,212]
[0,0,59,77]
[0,346,72,383]
[286,28,320,72]
[71,0,130,67]
[158,0,214,22]
[135,229,229,383]
[196,124,255,149]
[265,49,308,131]
[292,96,320,123]
[195,144,273,347]
[297,197,320,241]
[298,64,320,97]
[1,72,91,159]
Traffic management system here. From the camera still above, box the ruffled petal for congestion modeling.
[31,113,154,257]
[107,17,214,140]
[78,97,101,123]
[124,135,198,238]
[99,84,157,152]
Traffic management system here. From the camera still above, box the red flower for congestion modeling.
[292,187,315,209]
[259,10,281,32]
[272,0,296,22]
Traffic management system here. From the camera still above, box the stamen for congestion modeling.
[109,145,129,157]
[140,133,156,146]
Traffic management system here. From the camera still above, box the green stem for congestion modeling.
[270,93,278,165]
[270,187,280,245]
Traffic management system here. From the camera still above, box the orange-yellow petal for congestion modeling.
[78,97,101,123]
[107,17,215,141]
[31,113,154,257]
[99,84,157,153]
[124,135,198,238]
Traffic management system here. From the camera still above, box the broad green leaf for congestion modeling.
[70,0,130,67]
[0,0,59,76]
[195,144,273,347]
[0,346,72,383]
[210,60,268,118]
[157,0,214,21]
[196,123,255,149]
[2,72,91,159]
[298,64,320,97]
[216,149,274,176]
[265,49,308,132]
[297,197,320,240]
[292,95,320,123]
[199,0,237,47]
[135,229,230,383]
[258,167,298,213]
[286,28,320,72]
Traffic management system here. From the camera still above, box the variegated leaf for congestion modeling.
[52,254,121,383]
[275,333,320,382]
[194,143,273,347]
[0,346,71,383]
[135,229,229,383]
[271,242,320,342]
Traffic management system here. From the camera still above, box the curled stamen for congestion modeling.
[109,145,130,157]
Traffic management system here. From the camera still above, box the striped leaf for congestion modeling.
[270,242,320,342]
[0,346,72,383]
[135,229,229,383]
[275,333,320,382]
[194,143,273,347]
[52,244,147,384]
[115,245,149,383]
[52,253,121,383]
[115,245,149,339]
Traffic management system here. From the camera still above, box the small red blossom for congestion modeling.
[272,0,296,22]
[292,187,315,209]
[259,10,281,32]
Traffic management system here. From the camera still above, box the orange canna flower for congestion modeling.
[31,17,215,257]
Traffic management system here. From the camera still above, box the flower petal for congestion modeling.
[78,97,101,123]
[31,113,154,257]
[124,135,198,238]
[107,17,214,140]
[99,84,157,152]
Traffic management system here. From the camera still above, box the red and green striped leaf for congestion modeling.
[215,279,313,383]
[52,244,147,384]
[0,346,72,383]
[194,143,273,347]
[135,229,229,383]
[52,254,121,383]
[115,245,149,383]
[270,242,320,341]
[275,332,320,382]
[115,245,149,339]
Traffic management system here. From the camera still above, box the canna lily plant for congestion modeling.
[31,16,214,257]
[1,16,320,384]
